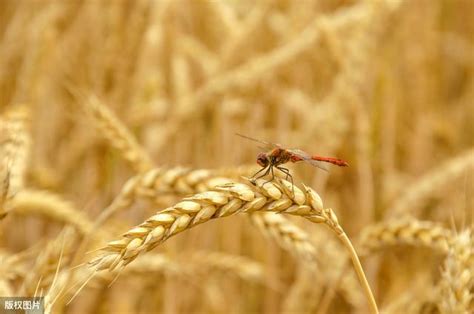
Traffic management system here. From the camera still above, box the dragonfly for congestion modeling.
[236,133,349,188]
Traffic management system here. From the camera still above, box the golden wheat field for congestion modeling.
[0,0,473,313]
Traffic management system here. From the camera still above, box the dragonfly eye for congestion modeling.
[257,153,269,167]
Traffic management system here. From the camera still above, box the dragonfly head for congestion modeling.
[257,153,269,167]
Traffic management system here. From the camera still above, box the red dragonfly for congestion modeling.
[237,133,348,186]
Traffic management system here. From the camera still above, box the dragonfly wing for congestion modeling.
[288,149,329,172]
[235,133,279,150]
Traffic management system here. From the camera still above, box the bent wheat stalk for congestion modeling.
[9,189,94,236]
[89,178,378,313]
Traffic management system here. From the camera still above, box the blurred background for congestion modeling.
[0,0,473,313]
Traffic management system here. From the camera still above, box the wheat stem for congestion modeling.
[338,232,378,314]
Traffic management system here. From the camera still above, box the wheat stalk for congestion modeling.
[89,178,378,313]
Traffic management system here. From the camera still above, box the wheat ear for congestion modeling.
[96,165,318,267]
[89,178,378,313]
[83,95,153,173]
[101,166,356,302]
[97,166,318,264]
[20,228,77,296]
[0,104,31,218]
[9,189,95,236]
[187,251,266,284]
[438,229,474,313]
[358,218,454,256]
[250,212,317,264]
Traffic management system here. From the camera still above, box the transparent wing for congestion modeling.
[235,133,280,150]
[287,148,329,172]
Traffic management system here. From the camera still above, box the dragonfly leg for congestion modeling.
[276,166,290,181]
[251,165,269,179]
[276,166,295,197]
[251,165,271,185]
[261,166,275,188]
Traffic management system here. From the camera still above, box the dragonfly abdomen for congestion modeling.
[311,156,349,167]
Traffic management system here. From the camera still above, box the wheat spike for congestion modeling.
[250,212,317,264]
[97,166,320,271]
[358,218,454,256]
[83,95,153,173]
[89,177,378,313]
[97,166,258,223]
[102,167,361,305]
[438,229,474,313]
[90,178,335,270]
[20,228,77,296]
[188,251,266,285]
[9,189,95,236]
[0,104,31,218]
